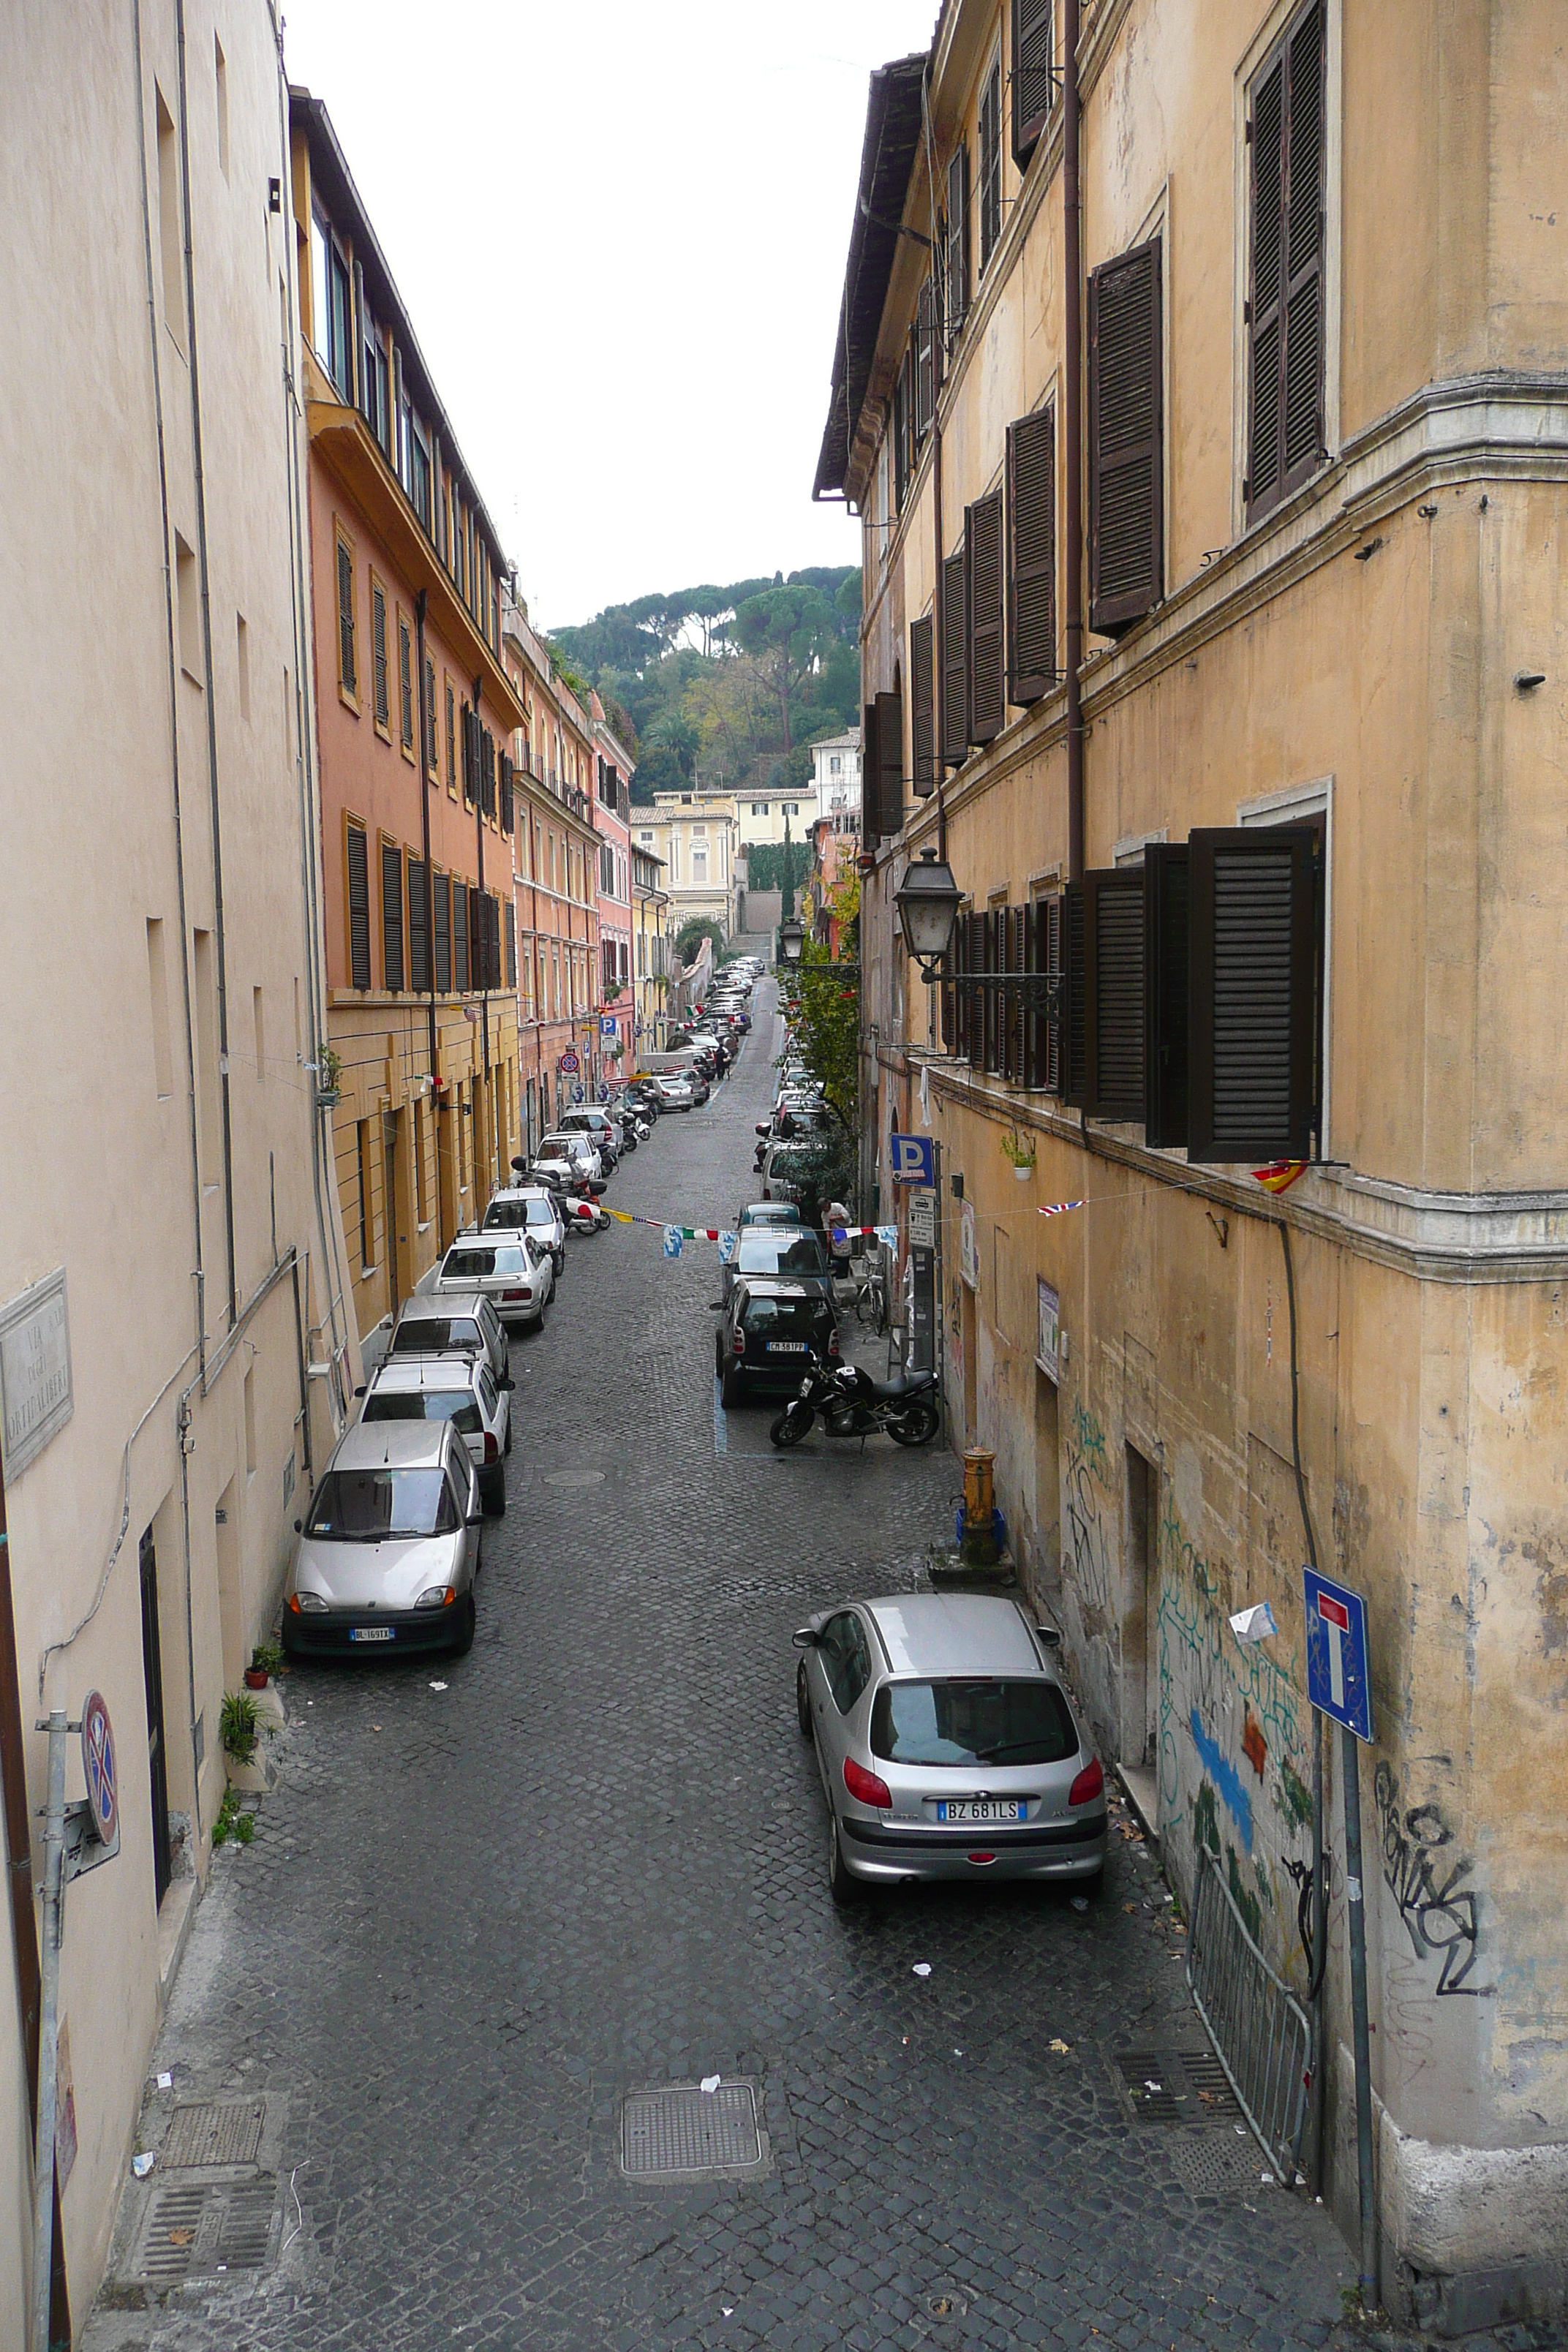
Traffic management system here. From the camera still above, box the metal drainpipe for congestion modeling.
[1063,0,1086,886]
[415,592,442,1251]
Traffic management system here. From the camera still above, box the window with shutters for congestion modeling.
[978,61,1003,274]
[505,900,517,990]
[1088,236,1163,635]
[482,728,497,821]
[861,701,881,848]
[1012,0,1054,168]
[1063,881,1086,1105]
[1143,843,1189,1145]
[453,875,470,992]
[913,279,940,445]
[909,614,936,796]
[1186,825,1319,1161]
[499,752,514,835]
[424,655,437,774]
[445,681,456,794]
[1246,0,1327,521]
[398,614,414,751]
[370,578,389,731]
[433,871,451,993]
[964,491,1005,745]
[408,858,430,992]
[381,840,404,992]
[345,819,372,990]
[946,146,970,340]
[1007,404,1057,703]
[892,354,911,513]
[461,705,477,806]
[1082,870,1144,1117]
[335,535,356,698]
[941,549,967,769]
[875,687,903,843]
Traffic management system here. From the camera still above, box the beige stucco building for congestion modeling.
[0,1,354,2331]
[637,788,742,942]
[823,1,1568,2328]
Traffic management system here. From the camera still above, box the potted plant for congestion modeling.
[1000,1128,1037,1182]
[220,1690,260,1764]
[244,1641,281,1691]
[314,1045,343,1107]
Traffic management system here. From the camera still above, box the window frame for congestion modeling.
[334,527,358,706]
[977,54,1003,276]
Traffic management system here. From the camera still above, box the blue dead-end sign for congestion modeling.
[80,1689,118,1847]
[1303,1569,1373,1742]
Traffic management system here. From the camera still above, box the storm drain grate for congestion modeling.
[1112,2048,1243,2127]
[132,2177,279,2284]
[1169,2129,1275,2195]
[620,2081,762,2179]
[160,2097,266,2169]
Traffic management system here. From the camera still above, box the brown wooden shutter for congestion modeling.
[978,64,1002,270]
[946,145,970,338]
[481,727,496,818]
[893,353,911,512]
[381,840,404,992]
[874,687,903,840]
[913,282,935,443]
[1247,0,1325,519]
[345,821,371,990]
[941,550,967,767]
[452,878,469,992]
[1187,826,1319,1161]
[910,614,936,796]
[1007,404,1056,703]
[1007,905,1028,1082]
[1088,235,1163,634]
[398,616,413,747]
[505,899,516,989]
[1012,0,1054,168]
[965,491,1005,744]
[1143,843,1189,1145]
[1084,869,1145,1117]
[433,871,451,992]
[1040,894,1065,1095]
[861,700,881,847]
[490,895,503,987]
[499,751,515,834]
[336,540,355,692]
[372,583,389,725]
[424,655,437,771]
[1063,881,1086,1104]
[408,858,430,992]
[461,706,478,805]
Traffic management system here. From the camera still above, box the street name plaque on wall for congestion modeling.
[0,1267,73,1478]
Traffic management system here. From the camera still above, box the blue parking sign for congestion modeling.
[1303,1569,1373,1742]
[889,1133,935,1186]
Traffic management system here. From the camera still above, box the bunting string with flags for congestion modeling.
[1036,1199,1088,1218]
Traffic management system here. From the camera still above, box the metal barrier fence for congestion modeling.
[1187,1844,1313,2182]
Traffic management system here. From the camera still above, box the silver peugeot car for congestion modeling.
[282,1417,483,1659]
[794,1592,1108,1904]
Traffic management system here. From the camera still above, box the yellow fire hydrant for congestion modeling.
[961,1447,998,1566]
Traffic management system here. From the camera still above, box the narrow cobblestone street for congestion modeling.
[88,990,1357,2352]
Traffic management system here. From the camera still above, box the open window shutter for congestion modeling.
[1143,843,1189,1145]
[461,708,478,805]
[965,491,1005,743]
[874,687,903,841]
[505,899,516,989]
[336,543,355,692]
[372,584,388,725]
[381,840,404,992]
[1041,894,1065,1094]
[399,618,413,747]
[893,353,911,511]
[1187,825,1318,1161]
[346,822,371,990]
[467,887,483,987]
[1012,0,1054,168]
[408,859,429,992]
[861,701,881,846]
[481,728,496,818]
[913,283,935,442]
[1007,405,1056,703]
[491,897,503,988]
[910,615,936,795]
[1008,906,1028,1082]
[1247,1,1325,518]
[453,878,469,992]
[1063,881,1086,1104]
[499,751,514,834]
[1088,236,1163,634]
[433,872,451,992]
[946,146,970,339]
[424,656,437,770]
[1084,869,1145,1117]
[941,551,967,767]
[942,919,960,1052]
[1247,47,1286,513]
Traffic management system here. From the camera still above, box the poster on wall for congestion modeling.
[1036,1278,1060,1382]
[960,1199,980,1290]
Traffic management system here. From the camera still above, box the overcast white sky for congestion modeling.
[282,2,935,632]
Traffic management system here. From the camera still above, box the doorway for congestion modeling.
[383,1106,404,1312]
[138,1526,173,1908]
[1123,1445,1159,1774]
[1033,1371,1061,1610]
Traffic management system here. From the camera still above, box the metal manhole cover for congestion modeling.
[160,2098,266,2169]
[1169,2130,1275,2195]
[1111,2048,1243,2127]
[544,1469,605,1488]
[132,2177,279,2284]
[620,2081,764,2180]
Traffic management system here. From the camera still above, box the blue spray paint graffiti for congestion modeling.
[1189,1710,1254,1854]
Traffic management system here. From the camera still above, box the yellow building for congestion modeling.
[636,788,741,941]
[632,844,671,1054]
[821,4,1568,2324]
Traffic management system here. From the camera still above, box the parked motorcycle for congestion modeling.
[769,1356,941,1450]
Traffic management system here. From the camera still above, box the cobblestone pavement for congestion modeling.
[87,984,1515,2352]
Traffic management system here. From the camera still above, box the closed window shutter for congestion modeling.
[433,872,451,992]
[505,900,516,989]
[408,859,430,992]
[1063,881,1086,1105]
[453,878,469,992]
[481,728,497,818]
[861,701,881,846]
[381,840,404,992]
[1007,404,1056,703]
[979,64,1002,270]
[346,821,371,990]
[1006,906,1027,1083]
[1085,868,1145,1117]
[1088,236,1163,634]
[946,146,970,338]
[500,751,514,834]
[874,688,903,841]
[336,541,355,692]
[910,614,936,795]
[461,707,478,805]
[424,655,437,770]
[372,583,388,725]
[1012,0,1054,168]
[445,684,456,788]
[941,550,967,768]
[490,896,502,987]
[1187,826,1318,1161]
[1248,0,1326,518]
[1143,843,1189,1146]
[965,491,1005,744]
[399,617,413,747]
[1040,894,1065,1095]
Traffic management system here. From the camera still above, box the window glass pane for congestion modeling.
[391,1316,481,1354]
[870,1680,1078,1767]
[739,1294,830,1337]
[306,1467,459,1537]
[310,213,330,359]
[362,1390,482,1436]
[736,1235,827,1276]
[330,248,352,396]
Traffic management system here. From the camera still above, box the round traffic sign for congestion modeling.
[80,1690,118,1848]
[559,1049,579,1074]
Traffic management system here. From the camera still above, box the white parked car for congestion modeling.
[433,1233,554,1328]
[283,1417,483,1659]
[357,1352,512,1515]
[482,1185,568,1275]
[538,1130,602,1183]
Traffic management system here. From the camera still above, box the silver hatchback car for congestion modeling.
[283,1417,483,1659]
[794,1592,1108,1904]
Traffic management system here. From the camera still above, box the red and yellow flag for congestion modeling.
[1251,1159,1306,1194]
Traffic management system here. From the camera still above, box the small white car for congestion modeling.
[433,1233,554,1328]
[538,1130,602,1182]
[284,1417,483,1659]
[358,1352,512,1514]
[481,1186,568,1276]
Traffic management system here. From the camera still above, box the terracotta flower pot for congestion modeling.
[243,1667,268,1691]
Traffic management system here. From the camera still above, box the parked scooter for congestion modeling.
[769,1354,941,1450]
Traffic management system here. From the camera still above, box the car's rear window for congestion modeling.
[736,1235,827,1277]
[444,1245,526,1278]
[391,1316,481,1354]
[870,1679,1078,1768]
[741,1294,829,1337]
[481,1201,534,1231]
[363,1390,481,1436]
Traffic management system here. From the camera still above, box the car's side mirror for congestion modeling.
[1035,1624,1063,1649]
[467,1508,485,1528]
[500,1376,515,1391]
[791,1627,819,1648]
[293,1518,304,1534]
[756,1123,770,1137]
[353,1384,366,1398]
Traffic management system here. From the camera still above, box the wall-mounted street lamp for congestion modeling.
[777,913,861,981]
[894,846,1061,1008]
[777,916,807,965]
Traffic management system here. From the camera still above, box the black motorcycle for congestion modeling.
[769,1356,941,1450]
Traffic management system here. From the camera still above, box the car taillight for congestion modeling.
[827,1327,840,1356]
[733,1327,745,1354]
[843,1757,892,1809]
[500,1287,530,1303]
[1068,1757,1104,1808]
[483,1433,499,1464]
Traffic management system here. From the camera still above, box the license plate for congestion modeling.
[934,1799,1022,1824]
[766,1341,807,1354]
[349,1626,394,1643]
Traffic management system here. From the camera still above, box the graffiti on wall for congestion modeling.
[1061,1398,1115,1630]
[1373,1762,1491,1996]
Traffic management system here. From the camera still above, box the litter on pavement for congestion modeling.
[912,1961,932,1977]
[1048,2039,1071,2054]
[156,2072,172,2089]
[429,1681,448,1692]
[699,2074,721,2093]
[132,2153,154,2178]
[1071,1896,1089,1911]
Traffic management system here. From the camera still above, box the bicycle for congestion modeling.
[853,1257,888,1335]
